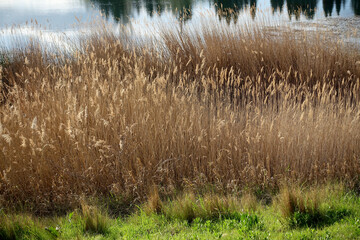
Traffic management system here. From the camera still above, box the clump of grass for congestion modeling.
[0,215,29,240]
[198,194,244,220]
[163,192,197,222]
[276,184,351,228]
[0,213,52,240]
[277,186,321,227]
[143,185,163,215]
[159,192,257,223]
[240,192,259,212]
[81,201,110,235]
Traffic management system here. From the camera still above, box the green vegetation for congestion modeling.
[0,185,359,239]
[0,52,7,67]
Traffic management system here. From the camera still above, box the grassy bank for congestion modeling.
[1,184,359,239]
[0,19,359,217]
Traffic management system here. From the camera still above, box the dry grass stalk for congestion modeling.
[0,20,359,214]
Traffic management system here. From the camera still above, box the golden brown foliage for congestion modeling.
[0,22,359,214]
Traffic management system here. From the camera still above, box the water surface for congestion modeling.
[0,0,359,49]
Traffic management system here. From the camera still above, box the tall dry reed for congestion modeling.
[0,21,359,214]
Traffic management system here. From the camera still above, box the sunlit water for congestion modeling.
[0,0,359,50]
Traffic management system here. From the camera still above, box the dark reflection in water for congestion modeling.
[89,0,359,24]
[323,0,346,17]
[353,0,360,15]
[214,0,257,24]
[89,0,136,22]
[167,0,194,22]
[271,0,285,13]
[285,0,317,20]
[90,0,194,23]
[144,0,194,20]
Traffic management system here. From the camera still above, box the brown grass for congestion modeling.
[0,20,359,214]
[81,201,110,234]
[276,185,321,219]
[143,185,163,215]
[275,183,349,227]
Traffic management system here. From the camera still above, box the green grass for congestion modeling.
[0,52,8,66]
[1,185,359,239]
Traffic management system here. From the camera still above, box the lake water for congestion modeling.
[0,0,359,49]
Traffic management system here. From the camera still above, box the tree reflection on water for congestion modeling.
[353,0,360,15]
[214,0,257,24]
[88,0,359,24]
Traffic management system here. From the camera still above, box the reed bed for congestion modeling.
[0,20,359,214]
